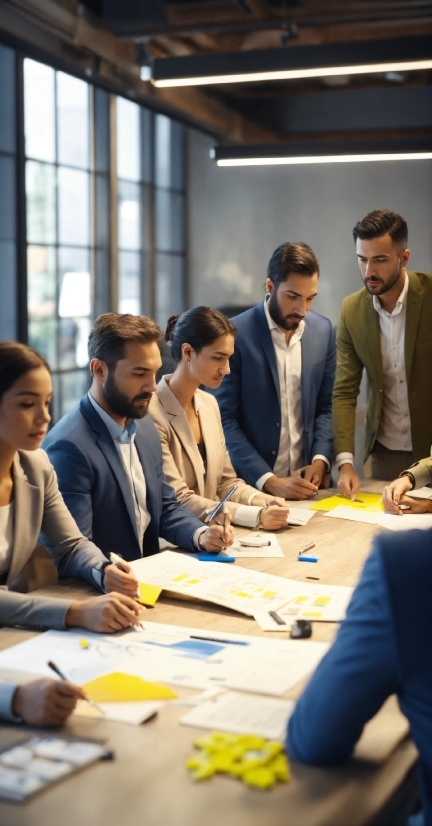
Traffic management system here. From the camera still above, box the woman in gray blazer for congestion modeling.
[148,307,289,530]
[0,341,140,634]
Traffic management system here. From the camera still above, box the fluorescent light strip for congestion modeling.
[217,153,432,167]
[153,59,432,87]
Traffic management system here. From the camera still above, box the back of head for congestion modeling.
[267,242,319,286]
[88,313,162,368]
[353,209,408,251]
[165,306,236,363]
[0,341,49,401]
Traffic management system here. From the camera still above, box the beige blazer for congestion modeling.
[0,449,107,629]
[149,376,272,524]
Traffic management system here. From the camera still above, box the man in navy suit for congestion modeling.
[215,242,335,500]
[287,528,432,824]
[43,314,231,586]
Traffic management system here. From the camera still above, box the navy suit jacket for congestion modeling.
[43,395,205,561]
[287,528,432,825]
[214,302,335,486]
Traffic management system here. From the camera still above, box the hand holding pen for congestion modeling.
[200,487,237,552]
[105,552,140,598]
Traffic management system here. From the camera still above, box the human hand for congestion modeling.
[263,475,318,500]
[384,492,432,516]
[337,464,361,500]
[65,593,141,633]
[301,460,327,488]
[260,504,290,530]
[103,561,139,598]
[212,508,233,528]
[199,523,234,552]
[12,679,86,726]
[382,477,412,514]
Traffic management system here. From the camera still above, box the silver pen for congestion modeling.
[299,542,316,556]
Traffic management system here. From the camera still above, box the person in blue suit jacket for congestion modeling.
[287,528,432,825]
[43,313,232,566]
[214,242,335,500]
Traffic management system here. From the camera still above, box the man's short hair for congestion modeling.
[88,313,162,368]
[267,242,319,286]
[353,209,408,251]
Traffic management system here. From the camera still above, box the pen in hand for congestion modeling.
[47,661,104,715]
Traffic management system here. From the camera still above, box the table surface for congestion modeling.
[0,483,418,826]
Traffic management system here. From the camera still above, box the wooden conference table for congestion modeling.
[0,482,419,826]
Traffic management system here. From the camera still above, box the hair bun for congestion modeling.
[165,315,180,342]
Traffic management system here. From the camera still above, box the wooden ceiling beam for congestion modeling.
[0,0,283,143]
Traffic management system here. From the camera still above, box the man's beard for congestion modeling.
[103,372,152,420]
[363,260,402,296]
[267,290,304,331]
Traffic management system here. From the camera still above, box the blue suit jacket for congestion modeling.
[287,529,432,825]
[43,395,205,561]
[214,302,335,485]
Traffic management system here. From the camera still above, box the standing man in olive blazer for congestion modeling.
[333,209,432,498]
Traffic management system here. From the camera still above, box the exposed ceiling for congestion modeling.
[90,0,432,144]
[1,0,431,144]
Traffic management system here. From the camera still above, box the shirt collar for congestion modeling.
[87,392,137,443]
[263,295,305,341]
[372,270,409,315]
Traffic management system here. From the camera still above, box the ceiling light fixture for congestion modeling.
[211,138,432,167]
[152,36,432,87]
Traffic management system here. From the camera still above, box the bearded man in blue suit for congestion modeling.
[215,242,335,500]
[43,313,231,577]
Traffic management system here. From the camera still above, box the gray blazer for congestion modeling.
[0,450,108,630]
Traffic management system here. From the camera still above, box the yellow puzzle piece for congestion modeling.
[186,732,290,790]
[82,672,177,703]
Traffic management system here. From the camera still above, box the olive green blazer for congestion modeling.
[333,270,432,464]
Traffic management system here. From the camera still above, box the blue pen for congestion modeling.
[198,554,236,562]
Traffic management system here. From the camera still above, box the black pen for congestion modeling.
[47,660,105,715]
[190,635,248,646]
[269,610,286,626]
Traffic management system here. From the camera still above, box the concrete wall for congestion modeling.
[187,129,432,325]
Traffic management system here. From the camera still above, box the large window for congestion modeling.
[0,49,187,422]
[24,59,93,419]
[0,45,18,341]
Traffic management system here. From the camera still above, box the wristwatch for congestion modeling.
[399,470,415,490]
[254,508,264,530]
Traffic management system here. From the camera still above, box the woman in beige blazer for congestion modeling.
[149,307,289,530]
[0,341,140,634]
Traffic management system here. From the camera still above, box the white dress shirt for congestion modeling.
[256,298,328,490]
[336,272,411,469]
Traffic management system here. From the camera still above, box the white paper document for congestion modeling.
[230,533,284,558]
[287,508,316,527]
[130,550,350,619]
[407,487,432,500]
[180,691,295,741]
[376,513,432,532]
[324,506,380,525]
[0,623,328,699]
[74,700,163,725]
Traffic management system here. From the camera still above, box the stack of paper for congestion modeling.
[181,691,295,741]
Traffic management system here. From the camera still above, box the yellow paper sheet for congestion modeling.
[138,582,162,606]
[82,672,177,703]
[310,492,384,513]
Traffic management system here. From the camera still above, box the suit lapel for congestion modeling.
[197,395,218,496]
[157,378,206,496]
[80,397,140,544]
[405,271,423,385]
[254,302,281,406]
[300,320,314,420]
[7,455,41,585]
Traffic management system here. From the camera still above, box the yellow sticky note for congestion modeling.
[138,582,162,607]
[294,596,307,604]
[302,611,322,618]
[313,597,331,606]
[82,672,177,703]
[310,492,384,512]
